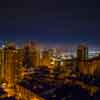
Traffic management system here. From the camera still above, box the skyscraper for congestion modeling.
[77,44,88,61]
[41,50,52,68]
[16,48,24,80]
[23,41,40,68]
[0,48,4,82]
[3,42,17,87]
[77,44,88,75]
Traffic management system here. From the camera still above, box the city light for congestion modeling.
[0,42,100,100]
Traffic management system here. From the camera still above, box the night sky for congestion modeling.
[0,0,99,50]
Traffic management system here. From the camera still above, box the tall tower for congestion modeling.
[16,48,24,80]
[3,42,17,88]
[77,44,88,61]
[30,41,40,67]
[77,44,88,75]
[41,50,52,68]
[0,48,4,82]
[23,41,40,68]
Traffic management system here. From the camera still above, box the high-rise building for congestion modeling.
[23,41,40,68]
[16,48,24,80]
[3,43,17,88]
[77,44,88,61]
[0,48,4,82]
[30,42,40,67]
[41,50,52,68]
[77,44,88,75]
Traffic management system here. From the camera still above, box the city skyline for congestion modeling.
[0,0,100,100]
[0,41,100,53]
[0,41,99,59]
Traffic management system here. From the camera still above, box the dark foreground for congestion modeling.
[18,76,100,100]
